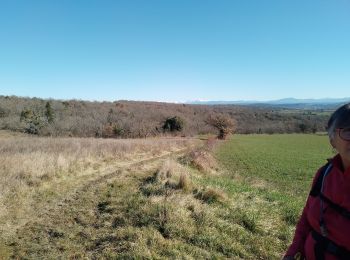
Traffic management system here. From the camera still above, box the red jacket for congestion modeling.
[285,154,350,259]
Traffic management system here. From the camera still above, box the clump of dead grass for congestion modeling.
[178,173,192,192]
[194,187,227,204]
[182,149,218,173]
[141,159,194,198]
[180,137,219,173]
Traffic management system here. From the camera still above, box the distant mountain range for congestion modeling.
[186,97,350,109]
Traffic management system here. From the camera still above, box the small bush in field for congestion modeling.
[162,116,184,132]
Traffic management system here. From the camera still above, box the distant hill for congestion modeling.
[0,95,333,137]
[187,97,350,109]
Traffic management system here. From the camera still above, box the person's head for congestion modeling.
[327,103,350,169]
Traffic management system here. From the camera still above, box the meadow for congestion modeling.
[0,131,199,253]
[0,133,333,259]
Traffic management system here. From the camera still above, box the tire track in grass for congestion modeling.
[60,147,193,205]
[6,147,196,246]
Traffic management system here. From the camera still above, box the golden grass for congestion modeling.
[179,138,220,175]
[178,173,192,192]
[0,135,199,240]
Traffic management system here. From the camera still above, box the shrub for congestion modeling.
[20,109,44,135]
[20,109,34,122]
[113,125,124,136]
[298,123,307,133]
[206,114,236,139]
[25,122,40,135]
[0,107,9,118]
[45,102,54,123]
[162,116,184,132]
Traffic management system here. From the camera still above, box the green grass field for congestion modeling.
[190,134,334,258]
[210,134,333,257]
[2,134,334,259]
[216,134,332,197]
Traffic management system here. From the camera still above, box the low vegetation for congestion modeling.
[0,131,199,247]
[0,132,334,259]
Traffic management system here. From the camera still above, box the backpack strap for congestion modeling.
[312,230,350,260]
[319,193,350,220]
[310,162,331,197]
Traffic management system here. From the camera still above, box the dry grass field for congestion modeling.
[0,130,200,255]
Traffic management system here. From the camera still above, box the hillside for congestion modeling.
[0,95,331,138]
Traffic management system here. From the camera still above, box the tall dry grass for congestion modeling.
[0,134,198,238]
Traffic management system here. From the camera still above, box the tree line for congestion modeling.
[0,95,331,138]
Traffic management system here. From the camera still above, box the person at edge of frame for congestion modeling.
[283,103,350,260]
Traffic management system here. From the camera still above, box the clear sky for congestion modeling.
[0,0,349,102]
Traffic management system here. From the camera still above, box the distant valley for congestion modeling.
[187,97,350,109]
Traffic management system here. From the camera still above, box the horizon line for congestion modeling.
[1,94,350,104]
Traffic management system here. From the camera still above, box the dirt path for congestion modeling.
[45,147,191,216]
[0,148,194,259]
[1,146,195,258]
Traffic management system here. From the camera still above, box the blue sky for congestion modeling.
[0,0,349,102]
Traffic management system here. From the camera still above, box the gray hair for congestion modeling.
[327,103,350,140]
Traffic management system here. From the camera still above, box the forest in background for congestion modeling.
[0,95,331,138]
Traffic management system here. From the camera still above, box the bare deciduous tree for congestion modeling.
[206,114,236,139]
